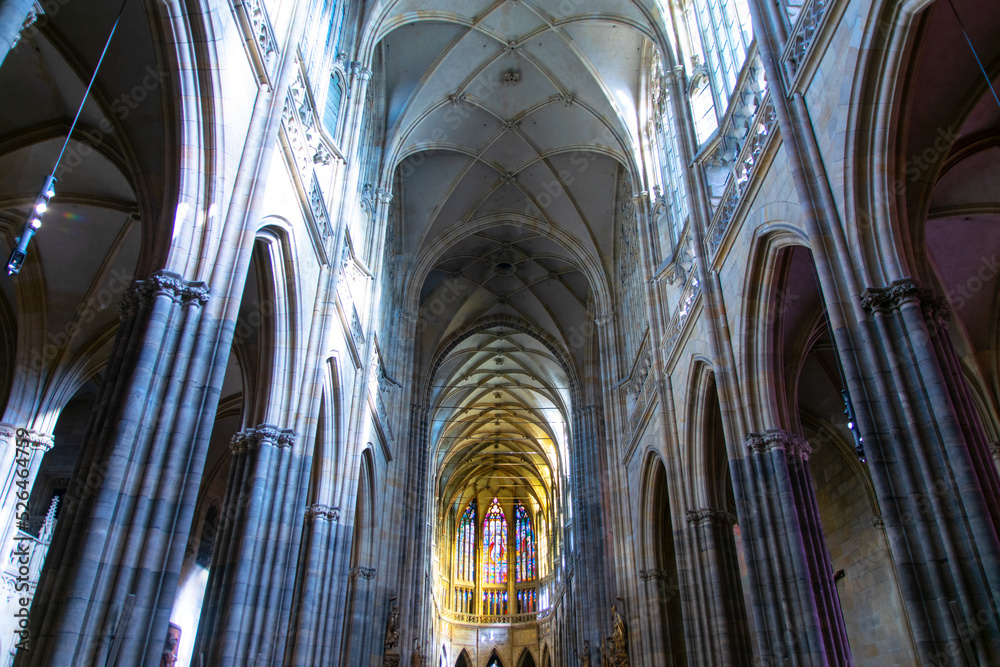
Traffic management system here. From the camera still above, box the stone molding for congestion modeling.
[746,428,793,454]
[787,436,812,461]
[305,504,341,523]
[119,270,210,319]
[685,508,737,527]
[14,428,54,452]
[860,278,923,314]
[871,515,885,529]
[746,429,813,461]
[229,425,296,454]
[349,566,377,580]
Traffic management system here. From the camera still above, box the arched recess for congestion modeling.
[774,245,917,663]
[740,227,812,433]
[638,452,686,666]
[515,647,536,667]
[308,357,342,508]
[245,224,299,426]
[484,648,505,667]
[686,362,753,661]
[340,447,378,664]
[455,647,473,667]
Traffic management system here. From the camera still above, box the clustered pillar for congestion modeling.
[195,424,297,665]
[733,429,850,665]
[288,503,341,665]
[859,279,1000,663]
[683,508,752,665]
[19,271,211,667]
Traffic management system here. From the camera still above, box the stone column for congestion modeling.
[732,429,850,666]
[0,0,36,66]
[287,503,341,665]
[858,280,1000,663]
[18,271,211,667]
[570,405,611,654]
[683,509,752,666]
[194,424,297,665]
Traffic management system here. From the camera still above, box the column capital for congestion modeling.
[305,504,341,523]
[252,424,296,448]
[14,428,55,451]
[787,436,812,461]
[685,508,737,527]
[745,428,794,454]
[860,278,921,314]
[349,566,377,580]
[119,270,210,319]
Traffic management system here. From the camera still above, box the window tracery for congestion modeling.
[515,502,536,582]
[483,498,508,584]
[456,500,476,582]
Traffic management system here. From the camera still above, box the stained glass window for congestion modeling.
[456,500,476,582]
[515,503,536,582]
[516,588,537,613]
[483,589,508,616]
[482,498,507,584]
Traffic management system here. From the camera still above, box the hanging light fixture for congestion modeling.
[841,390,866,463]
[6,0,129,275]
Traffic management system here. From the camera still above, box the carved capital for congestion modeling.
[990,442,1000,460]
[871,515,885,529]
[306,504,341,523]
[15,429,54,452]
[252,424,296,448]
[350,62,372,81]
[787,436,813,461]
[638,568,669,582]
[594,310,614,327]
[229,431,252,454]
[685,508,737,527]
[746,428,793,454]
[349,566,377,580]
[119,271,209,319]
[860,278,921,314]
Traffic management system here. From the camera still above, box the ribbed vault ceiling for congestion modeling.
[370,0,662,516]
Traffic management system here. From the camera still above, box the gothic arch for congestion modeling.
[740,229,813,433]
[455,647,473,667]
[637,450,686,664]
[515,647,536,667]
[483,647,505,667]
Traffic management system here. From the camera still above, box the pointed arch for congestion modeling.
[515,647,536,667]
[484,648,505,667]
[454,648,473,667]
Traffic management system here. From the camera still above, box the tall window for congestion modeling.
[482,498,507,584]
[515,503,536,582]
[456,500,476,582]
[323,74,343,137]
[690,0,753,100]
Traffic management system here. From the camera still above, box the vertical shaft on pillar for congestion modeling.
[734,428,850,666]
[17,272,212,667]
[859,281,1000,663]
[194,424,297,665]
[684,509,753,665]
